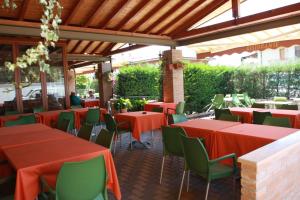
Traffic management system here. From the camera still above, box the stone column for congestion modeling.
[98,62,113,108]
[162,49,184,103]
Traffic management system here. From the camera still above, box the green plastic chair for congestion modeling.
[214,108,231,120]
[4,114,36,127]
[253,111,272,124]
[231,93,245,107]
[57,111,75,132]
[169,114,188,125]
[178,134,237,200]
[263,116,292,128]
[212,94,225,109]
[104,114,132,154]
[160,126,186,184]
[85,108,100,126]
[152,107,164,113]
[251,103,265,108]
[218,113,239,122]
[275,104,298,110]
[40,155,108,200]
[4,110,20,116]
[33,107,44,113]
[243,93,254,107]
[77,124,93,141]
[167,101,185,115]
[95,128,115,151]
[57,119,71,132]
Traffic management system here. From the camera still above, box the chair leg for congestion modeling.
[159,156,165,184]
[113,136,117,155]
[177,170,186,200]
[186,170,190,192]
[151,130,154,147]
[205,182,210,200]
[120,134,122,148]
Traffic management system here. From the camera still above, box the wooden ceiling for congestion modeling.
[0,0,300,58]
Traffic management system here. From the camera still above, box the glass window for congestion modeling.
[47,47,65,110]
[19,45,43,113]
[0,44,16,115]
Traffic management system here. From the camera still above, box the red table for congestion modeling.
[230,107,300,128]
[172,119,241,157]
[214,124,298,163]
[144,102,176,114]
[0,113,40,127]
[0,123,52,136]
[3,136,121,200]
[82,99,100,108]
[72,107,107,129]
[115,111,166,141]
[36,110,63,127]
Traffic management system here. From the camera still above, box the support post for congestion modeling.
[98,62,113,108]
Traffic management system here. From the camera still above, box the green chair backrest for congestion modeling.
[104,114,117,133]
[180,134,209,177]
[57,119,71,132]
[212,94,225,109]
[152,107,164,113]
[218,113,239,122]
[243,93,252,107]
[4,114,36,127]
[253,111,272,124]
[176,101,185,114]
[251,103,265,108]
[162,126,186,157]
[95,128,114,150]
[273,96,287,102]
[276,104,298,110]
[169,114,188,124]
[56,155,107,200]
[33,107,44,113]
[263,116,291,128]
[232,93,243,106]
[77,124,93,141]
[5,110,20,116]
[85,108,100,125]
[214,108,231,120]
[57,111,75,131]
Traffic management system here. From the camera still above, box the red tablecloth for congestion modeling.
[36,110,63,127]
[3,137,121,200]
[144,102,176,114]
[230,107,264,123]
[82,99,100,108]
[72,107,107,129]
[230,107,300,128]
[0,113,41,127]
[115,111,166,141]
[214,124,298,163]
[172,119,241,157]
[0,124,52,136]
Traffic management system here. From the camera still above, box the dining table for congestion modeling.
[172,119,241,157]
[82,99,100,108]
[1,124,121,200]
[144,102,177,114]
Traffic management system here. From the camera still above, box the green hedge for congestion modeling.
[116,62,300,113]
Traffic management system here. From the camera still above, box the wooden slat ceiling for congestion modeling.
[0,0,300,58]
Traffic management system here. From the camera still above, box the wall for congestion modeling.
[239,131,300,200]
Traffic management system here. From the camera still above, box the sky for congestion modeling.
[112,0,300,67]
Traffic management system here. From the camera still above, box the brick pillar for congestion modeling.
[99,62,113,108]
[162,49,184,103]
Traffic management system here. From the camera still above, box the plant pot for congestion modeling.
[121,108,128,113]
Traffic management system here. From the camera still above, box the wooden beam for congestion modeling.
[97,0,129,28]
[101,43,116,56]
[83,0,106,27]
[0,19,176,46]
[143,0,188,34]
[171,0,228,36]
[70,61,98,69]
[66,54,110,62]
[231,0,240,19]
[18,0,30,20]
[177,15,300,46]
[155,0,206,34]
[175,2,300,40]
[107,44,147,56]
[71,40,85,54]
[68,40,80,53]
[129,0,169,32]
[91,42,104,54]
[64,0,85,25]
[114,1,148,30]
[80,41,93,54]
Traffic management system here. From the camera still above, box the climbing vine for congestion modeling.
[2,0,63,74]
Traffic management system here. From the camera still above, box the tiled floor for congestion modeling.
[109,130,241,200]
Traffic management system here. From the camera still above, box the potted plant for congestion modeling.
[114,98,132,113]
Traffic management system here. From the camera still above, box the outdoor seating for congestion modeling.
[253,111,272,124]
[214,108,231,120]
[77,124,93,141]
[251,103,265,108]
[218,113,240,122]
[57,111,75,132]
[169,114,188,124]
[39,155,108,200]
[95,128,115,151]
[4,114,36,127]
[263,116,292,128]
[275,104,298,110]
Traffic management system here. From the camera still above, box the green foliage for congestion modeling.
[76,75,91,90]
[130,98,149,111]
[114,98,132,110]
[116,65,160,98]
